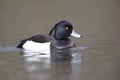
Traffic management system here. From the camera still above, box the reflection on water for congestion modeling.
[51,60,72,80]
[0,44,120,80]
[0,46,83,80]
[21,46,86,62]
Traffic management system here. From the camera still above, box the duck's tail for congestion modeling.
[17,40,26,48]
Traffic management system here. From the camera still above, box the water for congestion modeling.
[0,0,120,80]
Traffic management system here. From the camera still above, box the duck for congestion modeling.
[17,20,83,58]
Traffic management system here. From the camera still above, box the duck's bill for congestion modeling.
[71,30,83,38]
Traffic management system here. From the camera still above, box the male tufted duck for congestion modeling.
[17,20,83,58]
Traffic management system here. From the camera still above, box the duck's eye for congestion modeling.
[65,26,69,30]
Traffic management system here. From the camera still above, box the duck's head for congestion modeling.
[49,20,83,40]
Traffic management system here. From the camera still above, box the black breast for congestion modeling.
[51,38,75,49]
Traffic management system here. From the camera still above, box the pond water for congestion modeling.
[0,0,120,80]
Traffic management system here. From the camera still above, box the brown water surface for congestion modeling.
[0,0,120,80]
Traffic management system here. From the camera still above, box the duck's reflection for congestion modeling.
[21,48,73,80]
[51,48,73,60]
[51,59,72,80]
[50,48,73,80]
[22,46,74,61]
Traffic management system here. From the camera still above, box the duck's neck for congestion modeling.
[53,35,69,40]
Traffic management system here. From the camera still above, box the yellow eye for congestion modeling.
[65,26,69,30]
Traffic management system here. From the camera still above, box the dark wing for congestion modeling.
[17,35,51,48]
[28,35,50,43]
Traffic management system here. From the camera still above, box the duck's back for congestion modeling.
[17,35,52,48]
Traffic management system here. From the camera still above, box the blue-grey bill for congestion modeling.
[71,30,82,38]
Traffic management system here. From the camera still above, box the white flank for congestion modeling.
[23,41,51,58]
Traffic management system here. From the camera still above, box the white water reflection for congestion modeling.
[0,46,85,64]
[23,51,50,62]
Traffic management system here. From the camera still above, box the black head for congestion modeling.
[49,21,73,40]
